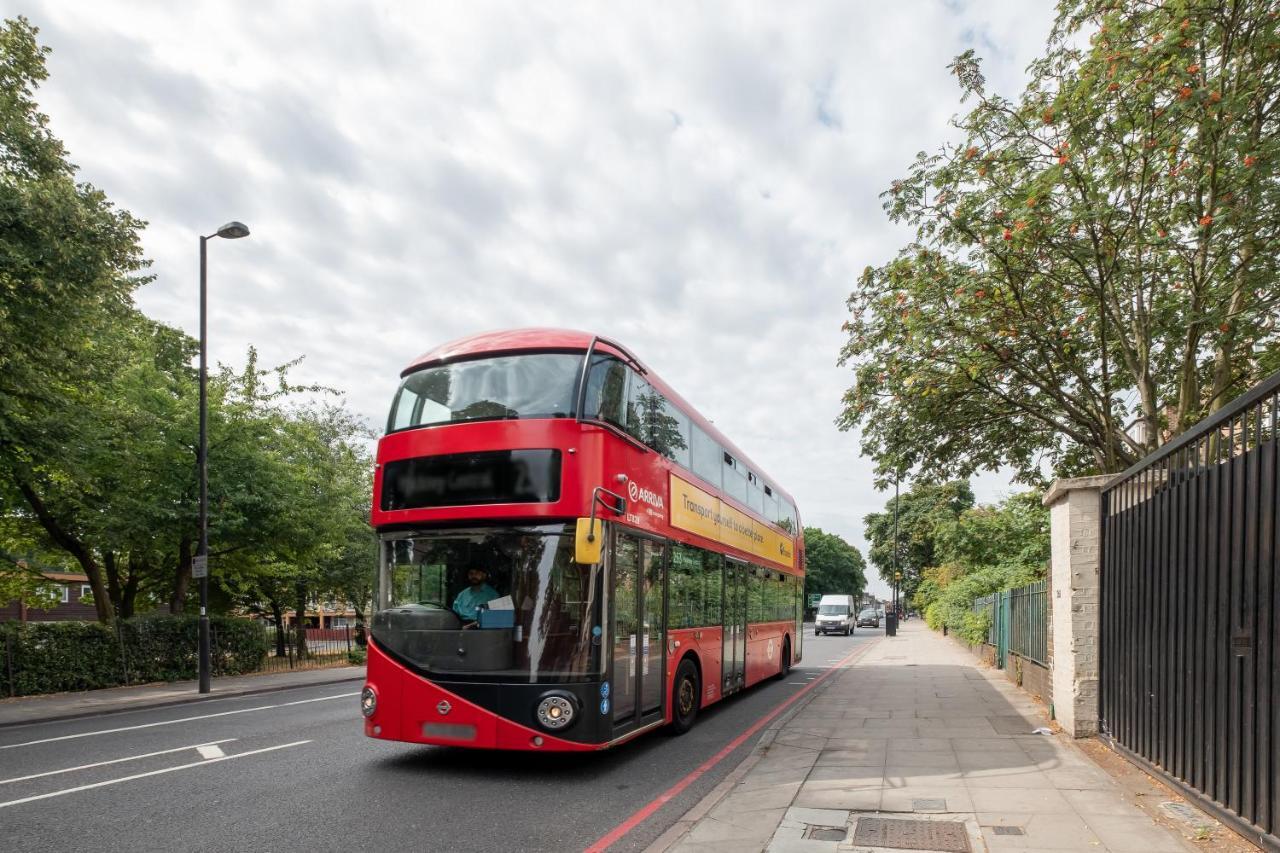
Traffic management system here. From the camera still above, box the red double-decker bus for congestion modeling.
[361,329,804,751]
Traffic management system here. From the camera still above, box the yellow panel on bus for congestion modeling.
[669,474,796,569]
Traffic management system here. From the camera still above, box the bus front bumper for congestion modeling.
[362,639,602,751]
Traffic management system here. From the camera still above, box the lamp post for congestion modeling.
[887,469,900,637]
[198,221,250,694]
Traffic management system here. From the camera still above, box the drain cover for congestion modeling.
[912,798,947,811]
[853,817,971,852]
[1160,801,1213,828]
[991,825,1025,835]
[806,826,847,841]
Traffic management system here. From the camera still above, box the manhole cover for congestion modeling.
[913,798,947,811]
[991,825,1025,835]
[853,817,971,852]
[806,826,847,841]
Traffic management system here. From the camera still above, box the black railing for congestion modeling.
[1101,370,1279,848]
[260,626,363,673]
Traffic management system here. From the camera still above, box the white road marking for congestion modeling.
[0,693,356,750]
[196,744,226,760]
[0,740,311,809]
[0,740,238,786]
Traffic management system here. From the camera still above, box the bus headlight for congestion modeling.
[535,692,577,731]
[361,686,377,718]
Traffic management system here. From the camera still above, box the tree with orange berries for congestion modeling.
[839,0,1280,485]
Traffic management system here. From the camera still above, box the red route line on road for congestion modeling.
[583,637,881,853]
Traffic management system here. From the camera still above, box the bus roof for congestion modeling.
[401,328,798,510]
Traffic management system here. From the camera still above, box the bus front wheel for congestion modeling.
[668,658,700,735]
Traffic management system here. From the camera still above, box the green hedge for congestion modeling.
[0,615,268,697]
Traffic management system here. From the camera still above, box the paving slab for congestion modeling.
[651,621,1206,853]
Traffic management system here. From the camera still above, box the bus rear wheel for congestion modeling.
[775,637,791,680]
[668,658,700,735]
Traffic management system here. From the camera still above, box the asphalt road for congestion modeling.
[1,627,878,853]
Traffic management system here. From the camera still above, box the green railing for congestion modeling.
[972,579,1047,668]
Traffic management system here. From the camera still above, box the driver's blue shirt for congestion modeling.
[452,583,499,621]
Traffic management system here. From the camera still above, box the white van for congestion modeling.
[814,594,857,636]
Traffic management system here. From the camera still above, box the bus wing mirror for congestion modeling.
[575,518,603,564]
[575,487,624,563]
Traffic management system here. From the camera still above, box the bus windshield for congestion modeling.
[374,524,601,682]
[386,352,582,432]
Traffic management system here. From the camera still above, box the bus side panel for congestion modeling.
[697,626,724,707]
[744,621,791,689]
[667,627,725,714]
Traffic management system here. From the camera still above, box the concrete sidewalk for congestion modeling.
[662,622,1197,853]
[0,665,364,728]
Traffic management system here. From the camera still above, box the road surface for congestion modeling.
[1,628,877,852]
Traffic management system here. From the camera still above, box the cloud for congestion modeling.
[25,0,1056,566]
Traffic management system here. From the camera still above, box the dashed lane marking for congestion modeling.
[0,739,237,786]
[0,693,357,750]
[0,740,311,809]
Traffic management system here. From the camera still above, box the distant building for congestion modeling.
[1,571,98,623]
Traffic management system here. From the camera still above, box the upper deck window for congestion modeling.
[583,355,690,464]
[387,353,581,433]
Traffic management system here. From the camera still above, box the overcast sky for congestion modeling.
[26,0,1056,598]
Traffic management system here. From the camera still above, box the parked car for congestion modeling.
[856,608,881,628]
[814,594,857,636]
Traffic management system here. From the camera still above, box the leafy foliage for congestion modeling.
[862,481,974,602]
[0,19,376,628]
[913,491,1049,638]
[839,0,1280,486]
[801,527,867,601]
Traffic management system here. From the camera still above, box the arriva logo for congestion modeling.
[627,480,665,510]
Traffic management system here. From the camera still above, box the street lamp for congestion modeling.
[198,220,250,694]
[888,469,900,637]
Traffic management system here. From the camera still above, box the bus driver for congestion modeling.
[452,565,499,623]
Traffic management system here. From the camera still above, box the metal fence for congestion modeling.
[1101,369,1279,847]
[260,625,364,673]
[974,579,1048,669]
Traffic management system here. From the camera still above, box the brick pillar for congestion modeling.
[1043,475,1113,738]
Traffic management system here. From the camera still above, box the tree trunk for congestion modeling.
[170,538,192,614]
[1207,241,1254,415]
[294,580,308,660]
[15,477,114,624]
[269,597,286,657]
[121,555,142,620]
[105,550,123,616]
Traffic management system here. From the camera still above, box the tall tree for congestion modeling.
[862,481,974,603]
[838,0,1280,485]
[0,17,150,621]
[801,527,867,602]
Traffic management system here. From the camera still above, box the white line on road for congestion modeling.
[0,739,238,786]
[0,740,311,809]
[0,693,356,750]
[196,744,226,759]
